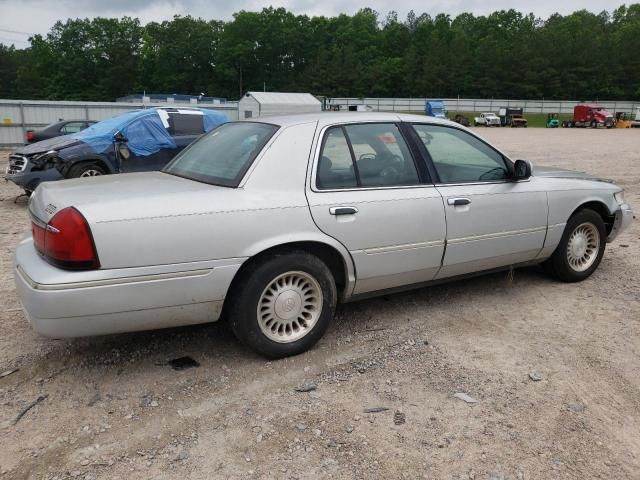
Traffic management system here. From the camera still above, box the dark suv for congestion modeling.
[5,107,227,193]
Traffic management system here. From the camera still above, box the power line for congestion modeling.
[0,36,31,45]
[0,27,35,36]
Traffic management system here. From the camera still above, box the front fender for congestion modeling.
[56,143,117,176]
[537,181,620,259]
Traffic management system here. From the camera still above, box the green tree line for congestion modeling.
[0,4,639,101]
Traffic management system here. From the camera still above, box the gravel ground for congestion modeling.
[0,128,638,480]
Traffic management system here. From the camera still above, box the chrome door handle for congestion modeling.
[447,197,471,206]
[329,206,358,215]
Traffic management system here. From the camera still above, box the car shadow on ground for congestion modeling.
[34,265,550,374]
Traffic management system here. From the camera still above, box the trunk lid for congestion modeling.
[29,171,237,224]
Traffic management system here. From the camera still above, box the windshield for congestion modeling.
[163,122,279,187]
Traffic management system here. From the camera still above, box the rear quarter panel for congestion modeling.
[88,122,353,278]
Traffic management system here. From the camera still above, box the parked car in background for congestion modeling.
[508,113,528,127]
[614,112,634,128]
[15,113,632,358]
[498,107,529,128]
[633,108,640,128]
[453,114,470,127]
[26,120,97,144]
[499,107,528,127]
[474,112,501,126]
[425,100,447,119]
[546,113,560,128]
[562,104,614,128]
[5,107,227,193]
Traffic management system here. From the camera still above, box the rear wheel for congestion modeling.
[68,162,106,178]
[590,120,597,128]
[228,252,337,358]
[543,209,606,282]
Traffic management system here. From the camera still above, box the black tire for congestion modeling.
[543,208,606,282]
[67,162,106,179]
[227,251,337,358]
[590,120,597,128]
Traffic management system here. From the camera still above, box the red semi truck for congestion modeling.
[562,104,614,128]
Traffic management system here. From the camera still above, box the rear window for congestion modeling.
[169,112,204,135]
[163,122,278,187]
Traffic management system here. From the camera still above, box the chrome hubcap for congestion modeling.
[566,222,599,272]
[257,271,322,343]
[80,169,102,177]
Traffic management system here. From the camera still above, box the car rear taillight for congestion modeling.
[26,131,34,142]
[31,207,99,270]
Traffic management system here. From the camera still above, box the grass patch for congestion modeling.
[447,111,573,128]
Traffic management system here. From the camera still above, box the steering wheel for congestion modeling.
[379,155,404,183]
[479,167,506,181]
[379,164,401,182]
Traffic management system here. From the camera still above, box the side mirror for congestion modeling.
[114,131,128,142]
[118,143,131,160]
[513,159,532,180]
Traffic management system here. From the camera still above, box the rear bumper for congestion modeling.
[14,238,244,338]
[608,204,634,242]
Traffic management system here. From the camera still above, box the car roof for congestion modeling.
[241,112,458,128]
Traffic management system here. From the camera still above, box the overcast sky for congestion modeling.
[0,0,621,47]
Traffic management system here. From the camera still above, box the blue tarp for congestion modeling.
[71,108,228,157]
[203,109,228,131]
[123,112,176,156]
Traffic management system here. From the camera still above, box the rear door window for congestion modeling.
[316,123,419,189]
[169,112,204,135]
[317,127,358,189]
[61,122,85,134]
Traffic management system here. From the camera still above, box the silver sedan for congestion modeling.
[15,113,633,358]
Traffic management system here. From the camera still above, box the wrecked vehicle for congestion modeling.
[5,107,228,193]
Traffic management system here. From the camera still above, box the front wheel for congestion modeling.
[68,162,106,178]
[543,209,606,282]
[228,252,337,358]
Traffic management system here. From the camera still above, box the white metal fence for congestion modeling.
[328,97,640,115]
[2,96,639,146]
[0,99,239,146]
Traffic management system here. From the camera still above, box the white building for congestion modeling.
[238,92,322,119]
